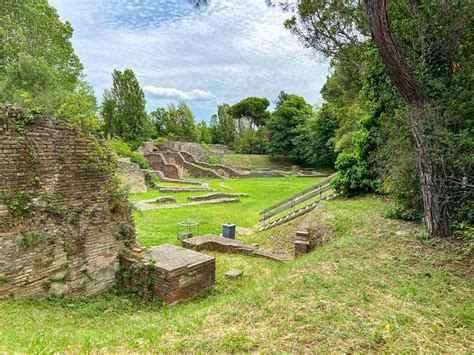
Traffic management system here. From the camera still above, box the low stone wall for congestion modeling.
[180,160,224,179]
[0,107,136,299]
[195,161,246,178]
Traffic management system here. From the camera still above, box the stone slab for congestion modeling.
[225,269,243,278]
[159,187,209,193]
[134,198,239,211]
[187,193,248,202]
[183,235,292,262]
[149,244,214,271]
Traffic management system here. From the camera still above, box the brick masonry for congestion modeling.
[119,245,215,305]
[294,205,334,257]
[0,106,136,298]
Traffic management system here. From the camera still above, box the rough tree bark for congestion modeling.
[365,0,450,236]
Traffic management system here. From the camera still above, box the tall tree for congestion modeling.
[229,97,271,133]
[364,0,465,236]
[273,0,472,236]
[210,104,237,146]
[196,121,212,144]
[267,94,312,157]
[0,0,83,92]
[101,89,117,138]
[167,101,197,142]
[56,82,100,134]
[150,107,170,138]
[102,69,151,143]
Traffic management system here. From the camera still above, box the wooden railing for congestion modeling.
[259,173,337,230]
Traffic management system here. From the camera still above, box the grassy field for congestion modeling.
[0,196,472,352]
[134,176,323,246]
[223,154,295,168]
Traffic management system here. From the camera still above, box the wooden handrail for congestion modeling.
[259,173,337,215]
[260,184,333,222]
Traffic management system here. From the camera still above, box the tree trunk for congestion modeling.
[366,0,450,236]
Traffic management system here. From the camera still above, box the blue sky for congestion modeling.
[50,0,329,121]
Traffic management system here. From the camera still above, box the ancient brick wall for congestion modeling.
[144,153,180,179]
[0,106,136,298]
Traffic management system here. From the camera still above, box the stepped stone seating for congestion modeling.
[140,141,286,180]
[119,245,215,305]
[183,235,292,261]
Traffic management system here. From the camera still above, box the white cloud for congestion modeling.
[50,0,329,119]
[143,86,215,101]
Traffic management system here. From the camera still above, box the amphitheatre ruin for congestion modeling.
[0,107,334,304]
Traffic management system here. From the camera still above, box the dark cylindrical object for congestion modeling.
[222,223,236,239]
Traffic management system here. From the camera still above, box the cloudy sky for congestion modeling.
[50,0,329,121]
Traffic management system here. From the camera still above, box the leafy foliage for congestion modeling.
[101,69,152,143]
[229,97,271,132]
[267,94,312,157]
[209,104,237,146]
[105,138,150,169]
[0,0,83,93]
[55,82,100,134]
[150,101,196,142]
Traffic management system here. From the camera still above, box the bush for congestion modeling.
[106,138,132,157]
[382,202,422,221]
[106,138,150,169]
[154,137,168,148]
[235,129,269,154]
[332,153,377,197]
[201,155,221,165]
[129,152,151,170]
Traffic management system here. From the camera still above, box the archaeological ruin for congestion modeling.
[0,107,217,304]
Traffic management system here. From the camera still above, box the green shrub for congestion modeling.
[382,202,422,221]
[201,155,221,165]
[106,139,150,169]
[154,137,168,148]
[106,139,132,158]
[332,153,377,197]
[129,152,150,170]
[200,143,211,151]
[127,140,142,151]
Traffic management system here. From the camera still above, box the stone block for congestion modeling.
[120,245,215,305]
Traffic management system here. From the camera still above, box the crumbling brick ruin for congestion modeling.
[0,106,136,298]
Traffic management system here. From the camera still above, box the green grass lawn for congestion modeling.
[1,196,472,352]
[133,176,323,246]
[223,154,295,168]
